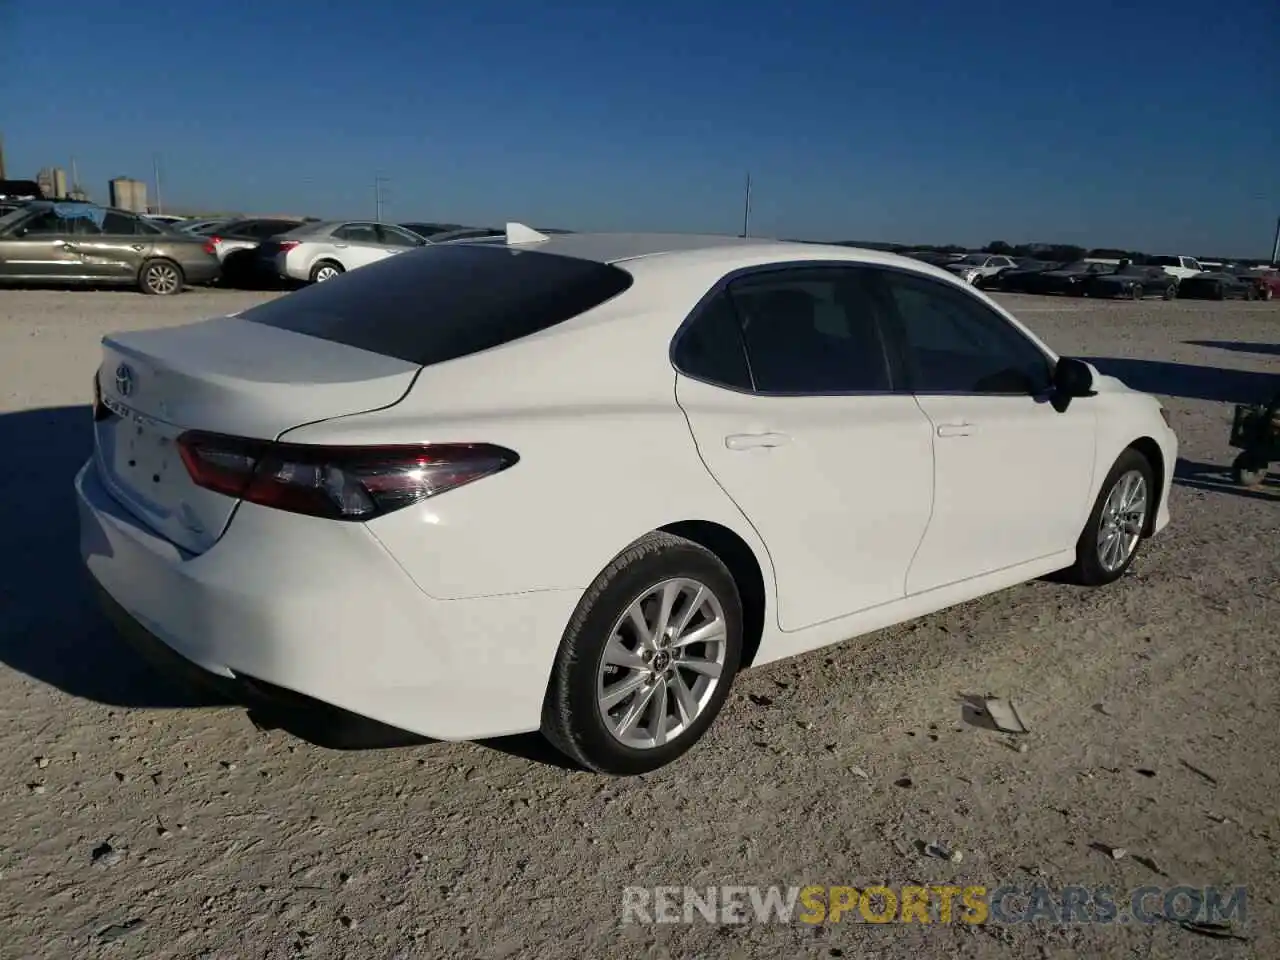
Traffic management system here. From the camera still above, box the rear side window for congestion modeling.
[238,244,634,366]
[672,293,752,390]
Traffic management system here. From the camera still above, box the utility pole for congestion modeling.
[152,153,164,215]
[1271,215,1280,266]
[374,177,390,222]
[741,172,752,238]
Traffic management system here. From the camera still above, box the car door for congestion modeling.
[674,266,936,632]
[68,210,152,279]
[331,223,386,270]
[870,268,1098,594]
[0,207,82,278]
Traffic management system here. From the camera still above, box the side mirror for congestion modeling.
[1052,357,1095,409]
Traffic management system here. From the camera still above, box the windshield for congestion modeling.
[956,254,989,265]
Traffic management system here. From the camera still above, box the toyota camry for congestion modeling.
[77,225,1178,775]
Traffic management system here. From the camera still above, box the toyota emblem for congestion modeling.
[115,363,135,397]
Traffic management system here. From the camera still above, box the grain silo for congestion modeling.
[108,177,148,212]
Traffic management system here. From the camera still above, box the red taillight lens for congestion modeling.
[277,240,300,253]
[202,239,217,255]
[177,432,518,520]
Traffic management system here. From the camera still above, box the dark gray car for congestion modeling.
[0,202,221,294]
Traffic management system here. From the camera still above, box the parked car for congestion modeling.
[267,220,429,283]
[78,227,1177,774]
[903,250,964,267]
[1021,261,1115,296]
[0,201,219,294]
[176,218,231,235]
[986,260,1062,292]
[1177,269,1264,301]
[943,253,1018,287]
[1146,255,1205,282]
[207,217,313,262]
[1242,270,1279,301]
[400,221,466,239]
[1083,264,1179,300]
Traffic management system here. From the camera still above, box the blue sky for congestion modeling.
[3,0,1276,255]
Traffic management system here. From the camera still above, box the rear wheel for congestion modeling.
[541,532,743,775]
[1244,286,1257,302]
[309,261,343,283]
[1060,448,1154,586]
[1162,283,1177,300]
[139,259,183,296]
[1130,284,1144,300]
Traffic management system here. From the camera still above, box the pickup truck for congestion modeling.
[1147,255,1205,282]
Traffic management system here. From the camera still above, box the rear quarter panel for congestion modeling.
[276,282,778,602]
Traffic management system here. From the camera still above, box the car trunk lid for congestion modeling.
[93,316,420,554]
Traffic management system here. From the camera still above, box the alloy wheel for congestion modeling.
[147,263,180,294]
[596,578,728,749]
[315,266,340,282]
[1097,469,1147,573]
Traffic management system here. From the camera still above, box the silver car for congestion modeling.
[945,254,1018,287]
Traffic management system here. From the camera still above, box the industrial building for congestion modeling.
[108,177,148,213]
[36,167,68,199]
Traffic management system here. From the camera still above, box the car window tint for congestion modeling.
[672,293,752,390]
[728,269,891,393]
[334,223,380,244]
[881,271,1051,395]
[135,218,163,235]
[20,211,69,235]
[377,224,423,247]
[238,244,634,366]
[101,212,138,234]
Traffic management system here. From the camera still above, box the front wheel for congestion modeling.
[541,532,743,775]
[1162,283,1177,301]
[1060,449,1155,586]
[1130,284,1144,300]
[1244,286,1257,302]
[139,259,184,295]
[1232,452,1269,488]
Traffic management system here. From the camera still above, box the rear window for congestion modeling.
[237,243,634,366]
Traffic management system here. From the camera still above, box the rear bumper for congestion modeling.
[75,460,578,740]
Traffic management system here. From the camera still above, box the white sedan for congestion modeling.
[945,253,1018,287]
[271,220,427,283]
[77,226,1177,775]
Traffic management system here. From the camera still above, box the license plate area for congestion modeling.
[97,397,182,502]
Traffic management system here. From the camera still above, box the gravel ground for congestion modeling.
[0,287,1277,960]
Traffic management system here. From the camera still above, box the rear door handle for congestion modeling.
[725,432,791,450]
[936,423,974,438]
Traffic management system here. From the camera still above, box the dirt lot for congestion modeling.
[0,287,1276,959]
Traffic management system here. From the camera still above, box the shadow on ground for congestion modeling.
[1083,357,1276,405]
[0,404,580,768]
[1174,458,1278,502]
[1184,340,1280,358]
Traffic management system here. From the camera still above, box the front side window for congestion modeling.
[334,223,380,244]
[672,293,752,390]
[728,268,892,394]
[101,212,141,234]
[377,224,425,247]
[878,270,1052,395]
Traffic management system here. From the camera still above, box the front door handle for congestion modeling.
[936,423,974,438]
[725,432,791,450]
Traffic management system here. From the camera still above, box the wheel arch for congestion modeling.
[1126,436,1165,536]
[659,519,768,669]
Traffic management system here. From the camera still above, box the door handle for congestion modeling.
[725,432,791,450]
[936,423,974,438]
[131,244,145,251]
[334,242,349,249]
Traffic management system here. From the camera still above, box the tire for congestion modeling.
[1162,283,1177,301]
[1232,452,1268,488]
[1060,448,1155,587]
[1214,284,1227,301]
[309,260,344,283]
[541,531,744,775]
[1244,286,1257,302]
[138,259,184,296]
[1262,286,1274,301]
[1130,284,1144,301]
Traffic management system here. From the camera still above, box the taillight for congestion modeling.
[176,432,518,520]
[277,240,300,253]
[202,239,216,256]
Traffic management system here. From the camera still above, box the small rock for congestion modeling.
[339,915,358,929]
[35,756,50,769]
[849,765,871,781]
[98,918,145,942]
[1110,847,1127,860]
[798,721,813,731]
[113,771,127,783]
[26,783,46,795]
[747,694,773,707]
[1017,742,1030,754]
[157,827,171,838]
[894,777,913,789]
[91,842,123,866]
[338,872,351,886]
[219,761,237,771]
